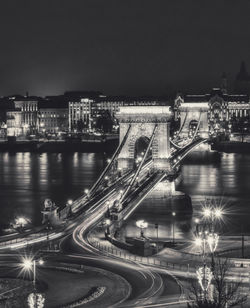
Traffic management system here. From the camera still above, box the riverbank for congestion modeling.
[212,141,250,153]
[0,138,118,153]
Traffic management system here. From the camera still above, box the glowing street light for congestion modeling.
[203,208,211,218]
[214,208,222,219]
[15,217,29,228]
[106,200,110,214]
[136,220,148,238]
[22,258,33,270]
[194,218,200,224]
[21,257,44,288]
[105,218,111,235]
[67,199,73,205]
[202,205,223,234]
[172,212,176,244]
[194,236,203,247]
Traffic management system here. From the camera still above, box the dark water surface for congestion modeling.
[123,152,250,239]
[0,152,105,228]
[0,152,250,237]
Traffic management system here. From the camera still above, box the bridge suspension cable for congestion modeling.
[169,111,189,149]
[123,171,166,220]
[191,112,202,140]
[172,138,207,168]
[170,112,202,150]
[178,110,188,136]
[120,124,158,204]
[88,124,132,197]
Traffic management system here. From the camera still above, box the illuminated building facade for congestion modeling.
[69,98,94,132]
[38,108,68,133]
[92,96,125,118]
[174,88,249,138]
[5,97,39,136]
[14,98,39,134]
[6,110,22,136]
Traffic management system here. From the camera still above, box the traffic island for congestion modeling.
[0,278,34,307]
[0,263,131,308]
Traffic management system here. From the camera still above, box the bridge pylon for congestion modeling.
[116,106,173,172]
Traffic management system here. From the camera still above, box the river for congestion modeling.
[0,151,250,237]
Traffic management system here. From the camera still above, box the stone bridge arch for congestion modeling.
[116,106,172,171]
[133,135,151,159]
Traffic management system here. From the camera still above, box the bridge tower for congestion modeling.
[116,106,173,172]
[174,94,209,138]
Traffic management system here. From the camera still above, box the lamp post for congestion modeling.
[155,223,159,252]
[21,257,46,308]
[105,218,111,235]
[106,201,111,217]
[202,205,222,271]
[172,212,176,244]
[22,258,44,289]
[136,220,148,238]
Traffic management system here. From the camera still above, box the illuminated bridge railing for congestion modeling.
[171,138,207,168]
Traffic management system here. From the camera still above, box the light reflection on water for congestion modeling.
[124,152,250,238]
[0,152,250,237]
[0,152,105,228]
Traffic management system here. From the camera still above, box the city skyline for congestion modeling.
[1,1,250,96]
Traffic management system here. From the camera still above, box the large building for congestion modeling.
[67,91,102,132]
[91,95,170,132]
[38,96,69,134]
[174,88,250,138]
[6,96,40,137]
[69,97,95,132]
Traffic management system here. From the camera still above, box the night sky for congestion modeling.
[0,0,250,97]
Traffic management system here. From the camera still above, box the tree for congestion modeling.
[96,110,114,133]
[76,119,86,132]
[187,258,247,308]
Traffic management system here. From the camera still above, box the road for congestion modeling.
[59,233,182,307]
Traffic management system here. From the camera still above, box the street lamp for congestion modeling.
[172,212,176,244]
[21,257,46,307]
[136,220,148,238]
[21,257,44,289]
[155,223,159,252]
[84,189,90,199]
[105,218,111,235]
[202,206,223,232]
[15,217,29,229]
[106,200,111,216]
[67,199,73,205]
[194,218,200,224]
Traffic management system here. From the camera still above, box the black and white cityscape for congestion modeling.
[1,1,250,308]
